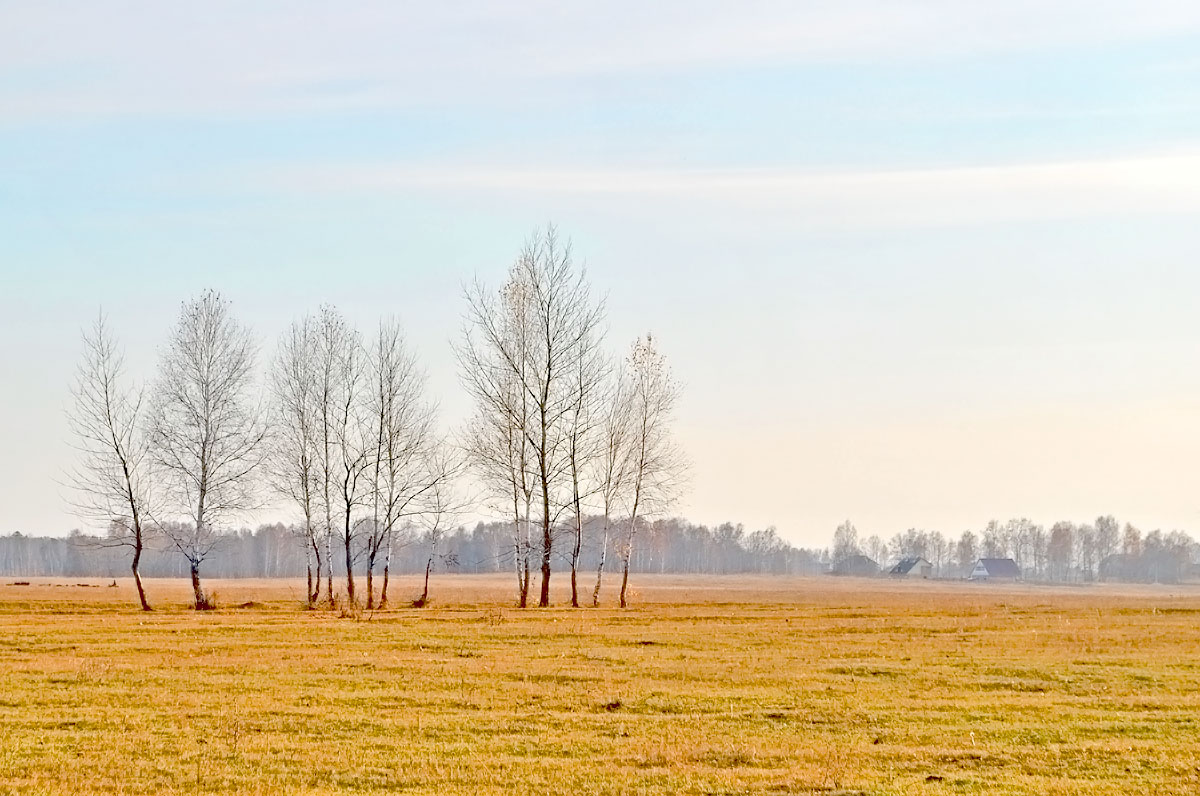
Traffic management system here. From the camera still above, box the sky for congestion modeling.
[3,1,1200,546]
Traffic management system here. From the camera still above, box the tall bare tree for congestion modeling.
[458,226,604,607]
[311,305,355,606]
[327,318,372,608]
[149,291,265,610]
[365,319,439,609]
[563,324,608,607]
[592,364,634,606]
[617,334,686,608]
[267,317,322,607]
[460,278,536,606]
[66,313,155,611]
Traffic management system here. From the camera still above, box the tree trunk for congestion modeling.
[310,535,322,605]
[380,534,391,609]
[132,541,151,611]
[366,566,375,610]
[515,538,525,606]
[519,508,532,608]
[344,521,356,606]
[420,556,432,606]
[570,512,582,608]
[520,546,530,608]
[592,516,610,607]
[325,530,334,608]
[304,541,314,608]
[619,495,642,608]
[190,562,208,610]
[511,501,523,606]
[619,556,631,609]
[538,443,552,607]
[539,514,552,607]
[570,557,579,608]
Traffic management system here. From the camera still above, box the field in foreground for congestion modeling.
[2,576,1200,795]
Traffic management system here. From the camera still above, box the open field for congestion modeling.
[2,576,1200,795]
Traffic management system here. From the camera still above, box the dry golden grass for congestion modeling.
[2,575,1200,794]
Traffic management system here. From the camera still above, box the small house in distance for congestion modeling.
[969,558,1021,581]
[831,554,879,577]
[888,557,933,579]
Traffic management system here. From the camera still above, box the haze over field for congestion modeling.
[5,3,1200,543]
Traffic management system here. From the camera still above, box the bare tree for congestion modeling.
[955,530,977,577]
[311,306,343,605]
[592,364,633,606]
[149,291,265,610]
[267,317,322,607]
[328,319,372,608]
[365,319,438,609]
[66,313,155,611]
[862,534,887,569]
[458,226,604,607]
[617,333,686,608]
[459,275,536,606]
[462,387,534,606]
[563,325,608,607]
[831,520,859,565]
[1096,515,1120,562]
[411,449,467,607]
[307,305,374,607]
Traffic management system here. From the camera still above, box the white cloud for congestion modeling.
[2,1,1199,119]
[257,149,1200,229]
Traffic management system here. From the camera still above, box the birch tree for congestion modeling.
[327,319,372,608]
[617,334,686,608]
[312,306,351,605]
[66,313,155,611]
[459,273,536,606]
[149,291,265,610]
[366,319,439,609]
[462,383,534,606]
[563,326,607,607]
[267,317,322,607]
[458,226,603,607]
[591,363,634,606]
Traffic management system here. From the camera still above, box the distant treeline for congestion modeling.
[830,517,1200,584]
[0,518,826,579]
[11,515,1194,585]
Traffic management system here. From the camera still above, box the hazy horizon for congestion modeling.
[4,3,1200,545]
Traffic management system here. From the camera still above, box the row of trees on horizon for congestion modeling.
[10,512,1197,588]
[66,226,687,612]
[832,517,1200,583]
[0,518,823,585]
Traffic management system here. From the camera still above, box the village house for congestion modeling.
[969,558,1022,581]
[888,557,933,578]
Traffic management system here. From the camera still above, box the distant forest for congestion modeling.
[6,514,1198,585]
[830,516,1200,584]
[0,518,822,580]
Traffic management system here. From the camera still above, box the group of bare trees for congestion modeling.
[267,307,454,611]
[67,227,685,611]
[457,227,685,608]
[68,294,265,610]
[68,292,455,611]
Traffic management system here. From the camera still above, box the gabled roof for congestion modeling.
[888,557,930,575]
[832,554,879,574]
[976,558,1021,577]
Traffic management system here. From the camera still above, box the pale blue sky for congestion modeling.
[4,2,1200,543]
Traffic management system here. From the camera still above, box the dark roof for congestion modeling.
[976,558,1021,577]
[888,557,929,575]
[832,554,879,574]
